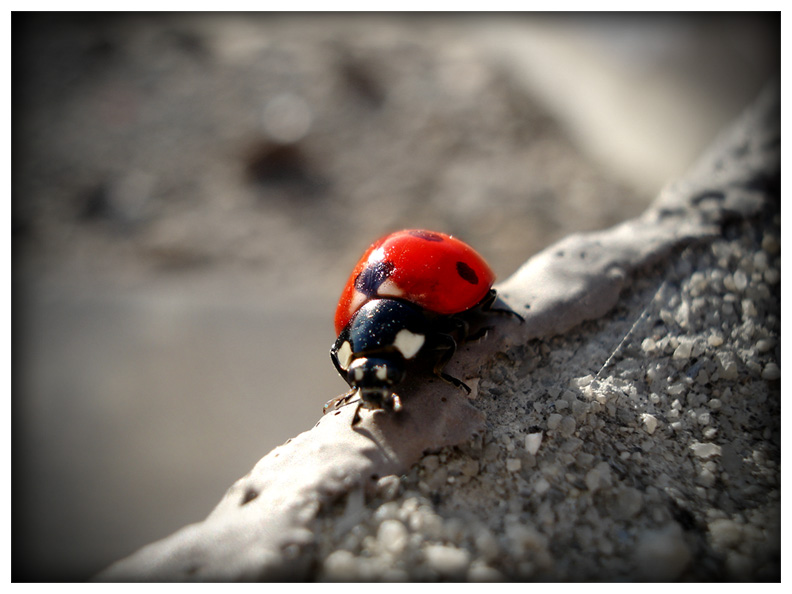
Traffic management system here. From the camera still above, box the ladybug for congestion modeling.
[329,229,512,424]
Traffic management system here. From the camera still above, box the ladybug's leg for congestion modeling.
[479,288,525,322]
[389,393,403,413]
[448,311,491,343]
[465,325,492,343]
[351,399,363,426]
[431,333,471,394]
[323,389,357,415]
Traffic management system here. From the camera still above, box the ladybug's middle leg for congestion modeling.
[429,333,471,394]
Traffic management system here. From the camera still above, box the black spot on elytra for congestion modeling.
[408,230,444,242]
[355,260,395,296]
[456,261,479,285]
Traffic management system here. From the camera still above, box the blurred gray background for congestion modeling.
[12,13,779,581]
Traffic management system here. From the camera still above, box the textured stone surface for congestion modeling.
[97,82,778,581]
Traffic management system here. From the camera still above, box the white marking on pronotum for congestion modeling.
[393,329,425,359]
[353,366,365,381]
[336,341,353,370]
[375,365,388,380]
[377,278,404,298]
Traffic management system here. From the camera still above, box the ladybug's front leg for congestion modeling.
[478,288,525,322]
[323,389,358,415]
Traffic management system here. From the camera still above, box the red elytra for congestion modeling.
[334,229,496,334]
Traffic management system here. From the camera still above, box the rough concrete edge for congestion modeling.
[95,80,779,582]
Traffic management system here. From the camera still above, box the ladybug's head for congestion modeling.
[347,356,405,411]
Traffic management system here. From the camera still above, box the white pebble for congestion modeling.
[616,487,644,519]
[690,442,722,459]
[753,251,768,271]
[742,299,757,317]
[673,339,693,360]
[525,432,543,455]
[716,351,739,380]
[558,416,576,437]
[323,550,358,580]
[761,362,780,380]
[408,508,444,539]
[423,544,470,577]
[572,374,593,388]
[585,462,612,492]
[373,502,400,522]
[723,274,737,292]
[746,359,763,376]
[733,270,748,291]
[697,468,716,488]
[708,518,744,549]
[761,234,780,254]
[641,413,659,435]
[377,519,409,555]
[668,383,686,397]
[708,334,724,347]
[764,268,780,284]
[675,301,690,327]
[506,458,522,472]
[641,337,657,353]
[533,477,551,495]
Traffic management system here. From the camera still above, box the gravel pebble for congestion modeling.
[690,442,722,459]
[641,413,658,434]
[584,461,612,492]
[377,519,409,555]
[547,413,562,430]
[423,544,470,577]
[761,362,780,381]
[524,432,543,455]
[635,523,691,581]
[708,518,744,549]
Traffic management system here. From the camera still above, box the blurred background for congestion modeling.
[12,13,779,581]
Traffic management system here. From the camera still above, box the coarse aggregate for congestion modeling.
[313,211,780,581]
